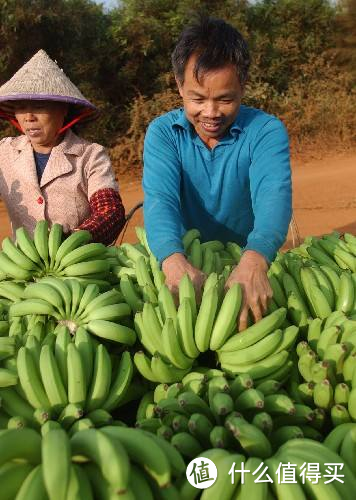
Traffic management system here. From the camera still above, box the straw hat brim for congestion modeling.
[0,94,99,124]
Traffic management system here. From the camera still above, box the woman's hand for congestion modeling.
[225,250,272,331]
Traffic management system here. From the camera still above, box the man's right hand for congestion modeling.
[162,252,206,304]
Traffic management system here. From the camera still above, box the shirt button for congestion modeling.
[37,196,44,204]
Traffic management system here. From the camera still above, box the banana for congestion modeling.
[334,382,350,406]
[64,279,83,319]
[103,351,133,411]
[40,277,72,317]
[120,275,144,312]
[348,388,356,420]
[266,456,306,500]
[178,391,214,421]
[80,288,122,317]
[187,238,202,269]
[182,228,201,252]
[307,317,322,351]
[2,236,38,271]
[54,326,71,390]
[66,464,94,500]
[17,346,51,409]
[194,284,219,352]
[171,414,189,433]
[67,343,86,406]
[86,319,136,345]
[211,392,234,417]
[282,272,310,314]
[171,431,203,459]
[0,281,24,302]
[316,325,341,358]
[142,283,158,305]
[264,393,295,415]
[71,428,130,494]
[0,387,35,422]
[10,298,54,318]
[54,230,91,268]
[7,415,28,429]
[0,252,32,280]
[42,428,71,500]
[58,242,106,271]
[39,345,68,412]
[304,278,332,319]
[287,291,309,328]
[298,350,317,382]
[209,283,242,351]
[342,351,356,384]
[33,408,51,426]
[222,349,289,379]
[140,302,164,355]
[177,297,199,359]
[103,425,172,488]
[313,379,334,410]
[219,308,287,352]
[158,284,177,328]
[86,408,113,427]
[179,273,197,323]
[150,254,166,291]
[226,241,242,263]
[62,259,109,277]
[121,242,149,263]
[324,342,348,377]
[252,412,273,435]
[74,326,94,390]
[336,271,354,314]
[12,464,48,500]
[218,329,282,367]
[58,403,84,429]
[235,388,264,412]
[48,223,63,268]
[0,368,18,387]
[269,273,287,307]
[151,353,189,383]
[16,227,42,265]
[24,282,65,316]
[135,255,155,288]
[188,413,213,447]
[134,351,159,383]
[331,404,351,426]
[226,415,272,458]
[162,318,193,369]
[307,245,341,271]
[33,220,49,267]
[76,283,100,318]
[68,417,94,436]
[310,265,335,309]
[230,373,254,399]
[129,464,154,500]
[0,428,41,465]
[270,425,304,450]
[340,426,356,475]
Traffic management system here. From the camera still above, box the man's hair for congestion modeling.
[172,16,250,86]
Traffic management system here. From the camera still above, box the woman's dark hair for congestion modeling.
[172,16,250,86]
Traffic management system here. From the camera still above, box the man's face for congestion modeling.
[176,54,244,146]
[13,100,68,153]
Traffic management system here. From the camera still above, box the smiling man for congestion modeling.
[143,16,292,330]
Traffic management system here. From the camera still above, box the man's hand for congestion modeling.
[162,252,206,304]
[225,250,272,331]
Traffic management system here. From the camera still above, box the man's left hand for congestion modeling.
[225,250,272,331]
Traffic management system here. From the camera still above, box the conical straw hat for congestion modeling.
[0,49,98,124]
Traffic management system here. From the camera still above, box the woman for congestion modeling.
[0,49,125,245]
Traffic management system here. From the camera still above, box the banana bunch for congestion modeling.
[324,422,356,476]
[217,308,297,378]
[0,425,186,499]
[8,277,136,345]
[0,220,113,288]
[0,331,135,431]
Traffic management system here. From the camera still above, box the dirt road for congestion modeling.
[1,152,356,248]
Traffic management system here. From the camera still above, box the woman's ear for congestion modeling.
[175,76,184,98]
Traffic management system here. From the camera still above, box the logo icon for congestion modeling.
[186,457,218,489]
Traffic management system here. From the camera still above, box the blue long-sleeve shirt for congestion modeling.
[143,105,292,264]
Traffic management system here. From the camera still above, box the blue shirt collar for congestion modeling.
[172,108,243,141]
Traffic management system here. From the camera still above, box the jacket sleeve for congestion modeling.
[244,118,292,262]
[77,188,126,245]
[143,120,184,263]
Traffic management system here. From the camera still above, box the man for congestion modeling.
[143,17,292,330]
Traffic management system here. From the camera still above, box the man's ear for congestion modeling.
[175,76,184,98]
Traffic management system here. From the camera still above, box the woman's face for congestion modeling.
[13,100,68,153]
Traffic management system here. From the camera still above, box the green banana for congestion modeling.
[103,351,133,411]
[226,415,272,458]
[33,220,49,267]
[16,227,41,265]
[39,344,68,411]
[48,223,63,267]
[162,317,193,369]
[42,428,71,500]
[210,283,242,350]
[67,342,87,406]
[17,346,51,410]
[194,284,219,352]
[177,297,199,359]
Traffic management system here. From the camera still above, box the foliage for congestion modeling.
[0,0,355,175]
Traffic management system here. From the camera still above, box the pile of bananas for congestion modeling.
[0,425,186,499]
[0,220,113,288]
[0,325,136,432]
[5,277,136,343]
[135,368,334,459]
